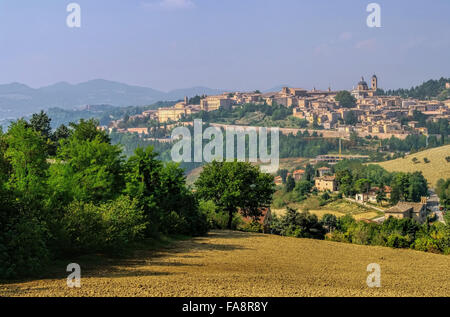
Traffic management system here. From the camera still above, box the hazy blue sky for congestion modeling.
[0,0,449,91]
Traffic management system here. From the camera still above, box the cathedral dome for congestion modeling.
[357,77,369,90]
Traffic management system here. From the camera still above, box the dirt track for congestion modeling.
[1,230,449,297]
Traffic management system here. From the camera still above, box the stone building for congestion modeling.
[352,75,378,99]
[157,97,192,123]
[200,96,233,112]
[384,197,428,223]
[314,175,337,192]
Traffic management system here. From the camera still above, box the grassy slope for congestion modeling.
[1,230,448,297]
[374,145,450,187]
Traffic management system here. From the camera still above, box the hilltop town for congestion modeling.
[105,75,450,141]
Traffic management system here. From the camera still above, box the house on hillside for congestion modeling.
[355,192,377,203]
[314,175,337,192]
[384,197,428,223]
[274,176,283,186]
[293,169,305,181]
[356,186,392,203]
[317,166,332,177]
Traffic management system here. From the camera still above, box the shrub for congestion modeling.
[0,217,50,279]
[240,221,263,233]
[99,196,148,252]
[62,196,147,255]
[413,236,440,253]
[386,233,410,248]
[270,208,326,239]
[200,200,242,230]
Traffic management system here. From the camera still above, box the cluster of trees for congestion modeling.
[185,103,294,124]
[273,165,320,208]
[270,208,326,239]
[279,133,338,158]
[194,161,275,230]
[436,179,450,211]
[266,206,450,254]
[326,214,450,254]
[382,133,448,153]
[334,91,357,108]
[399,111,449,138]
[0,113,208,279]
[334,160,428,203]
[188,95,206,105]
[381,77,450,100]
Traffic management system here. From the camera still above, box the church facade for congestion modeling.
[352,75,378,99]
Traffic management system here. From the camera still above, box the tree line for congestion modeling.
[0,112,208,279]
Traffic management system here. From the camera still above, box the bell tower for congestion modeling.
[371,75,378,91]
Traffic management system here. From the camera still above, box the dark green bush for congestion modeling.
[0,217,49,279]
[62,196,147,254]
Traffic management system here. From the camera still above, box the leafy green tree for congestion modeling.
[195,161,275,229]
[285,175,295,192]
[271,207,325,239]
[124,147,163,217]
[336,169,353,196]
[354,178,371,194]
[390,173,410,203]
[62,196,147,255]
[278,169,288,184]
[335,91,356,108]
[321,214,338,232]
[52,124,72,143]
[69,118,110,143]
[344,111,358,125]
[436,179,450,209]
[29,111,52,140]
[303,164,315,182]
[51,126,124,204]
[376,188,386,203]
[295,180,312,201]
[5,120,49,207]
[407,172,428,202]
[0,121,51,278]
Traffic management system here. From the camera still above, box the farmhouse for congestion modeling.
[293,169,305,181]
[314,175,337,192]
[274,176,283,186]
[317,166,332,177]
[384,198,428,223]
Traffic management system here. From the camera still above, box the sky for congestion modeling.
[0,0,449,92]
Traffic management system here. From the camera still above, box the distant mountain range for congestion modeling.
[0,79,225,120]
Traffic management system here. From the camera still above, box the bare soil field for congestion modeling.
[1,230,449,297]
